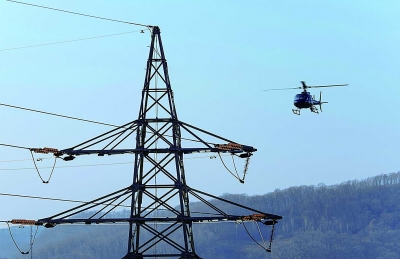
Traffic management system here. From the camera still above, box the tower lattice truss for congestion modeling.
[15,26,281,259]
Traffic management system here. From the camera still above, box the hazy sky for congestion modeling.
[0,0,399,226]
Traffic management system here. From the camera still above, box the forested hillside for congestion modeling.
[3,172,400,259]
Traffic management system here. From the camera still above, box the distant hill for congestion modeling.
[4,172,400,259]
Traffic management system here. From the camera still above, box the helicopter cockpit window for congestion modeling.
[295,94,306,101]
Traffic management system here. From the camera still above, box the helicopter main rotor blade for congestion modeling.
[263,87,302,91]
[306,84,349,89]
[263,83,348,91]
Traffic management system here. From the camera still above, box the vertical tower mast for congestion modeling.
[127,26,198,258]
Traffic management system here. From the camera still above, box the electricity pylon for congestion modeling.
[14,26,281,258]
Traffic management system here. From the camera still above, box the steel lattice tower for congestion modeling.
[127,25,199,258]
[16,26,281,258]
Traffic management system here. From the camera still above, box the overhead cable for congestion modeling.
[0,192,130,208]
[0,192,225,217]
[0,161,134,170]
[0,31,143,52]
[242,221,272,253]
[30,150,57,183]
[0,143,30,150]
[218,153,244,183]
[0,157,48,163]
[5,221,38,255]
[0,102,119,127]
[6,0,153,28]
[0,102,216,145]
[0,154,227,171]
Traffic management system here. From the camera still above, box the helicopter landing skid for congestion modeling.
[292,109,301,115]
[310,106,319,114]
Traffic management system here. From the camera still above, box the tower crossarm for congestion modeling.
[50,118,257,159]
[56,147,254,157]
[16,214,277,227]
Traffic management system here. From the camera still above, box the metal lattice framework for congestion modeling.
[18,26,281,258]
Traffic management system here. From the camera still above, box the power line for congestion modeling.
[30,150,56,184]
[0,155,223,171]
[0,143,30,150]
[0,193,228,219]
[0,192,130,208]
[0,31,144,52]
[0,193,225,217]
[5,221,38,255]
[0,157,50,163]
[0,102,217,145]
[0,102,119,127]
[0,161,134,171]
[6,0,153,28]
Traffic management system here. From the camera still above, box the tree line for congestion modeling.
[4,172,400,258]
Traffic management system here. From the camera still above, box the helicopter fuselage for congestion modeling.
[293,92,321,109]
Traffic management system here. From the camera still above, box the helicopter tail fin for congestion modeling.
[319,91,328,112]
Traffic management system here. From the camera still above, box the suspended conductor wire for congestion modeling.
[5,221,38,255]
[30,150,57,183]
[0,192,226,216]
[0,102,216,145]
[0,157,49,163]
[0,154,226,171]
[6,0,153,28]
[0,161,139,171]
[0,192,131,208]
[0,103,119,127]
[231,154,239,177]
[0,31,144,52]
[0,143,30,150]
[218,152,243,183]
[242,221,271,253]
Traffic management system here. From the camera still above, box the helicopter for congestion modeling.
[264,81,348,115]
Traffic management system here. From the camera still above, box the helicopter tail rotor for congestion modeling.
[319,91,328,112]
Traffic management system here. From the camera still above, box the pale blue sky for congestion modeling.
[0,1,399,224]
